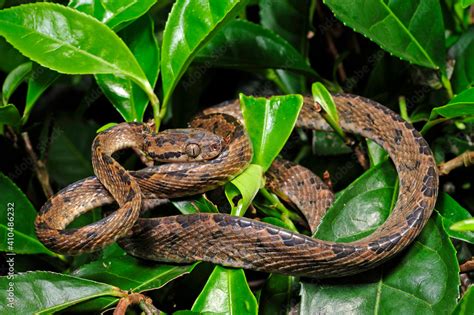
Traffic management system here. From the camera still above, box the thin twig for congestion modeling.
[21,132,53,198]
[438,151,474,175]
[113,293,159,315]
[354,144,369,170]
[316,3,347,82]
[460,258,474,274]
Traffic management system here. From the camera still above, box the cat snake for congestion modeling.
[35,94,438,278]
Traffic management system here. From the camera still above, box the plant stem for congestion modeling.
[398,96,409,121]
[420,117,448,135]
[441,72,454,99]
[151,96,161,132]
[259,187,303,232]
[438,151,474,175]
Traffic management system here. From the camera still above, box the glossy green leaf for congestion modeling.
[161,0,245,109]
[96,14,160,122]
[2,62,31,105]
[259,0,311,93]
[366,139,388,167]
[453,286,474,315]
[173,195,219,214]
[450,27,473,93]
[0,37,27,72]
[69,0,156,31]
[240,94,303,170]
[436,193,474,243]
[0,104,20,130]
[24,65,60,124]
[323,0,445,69]
[191,265,258,314]
[312,82,344,139]
[0,172,55,255]
[71,255,197,310]
[0,271,123,314]
[225,164,264,216]
[450,217,474,231]
[73,255,197,292]
[0,3,155,102]
[315,160,397,241]
[195,20,316,77]
[259,274,299,315]
[301,215,459,314]
[430,88,474,119]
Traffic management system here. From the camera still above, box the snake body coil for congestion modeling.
[35,94,438,278]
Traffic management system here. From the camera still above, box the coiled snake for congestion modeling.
[35,94,438,278]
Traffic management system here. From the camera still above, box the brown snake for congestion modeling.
[35,94,438,278]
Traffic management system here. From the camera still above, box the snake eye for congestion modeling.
[185,143,201,158]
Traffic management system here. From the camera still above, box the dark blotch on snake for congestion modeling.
[394,129,403,145]
[332,244,356,259]
[125,190,136,202]
[283,235,305,246]
[103,155,114,165]
[406,201,427,227]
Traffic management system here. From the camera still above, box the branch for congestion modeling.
[21,132,53,198]
[460,258,474,274]
[114,293,160,315]
[438,151,474,175]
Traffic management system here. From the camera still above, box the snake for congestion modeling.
[35,94,438,278]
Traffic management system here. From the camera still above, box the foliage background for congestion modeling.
[0,0,473,314]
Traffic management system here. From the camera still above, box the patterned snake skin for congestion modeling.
[35,94,438,278]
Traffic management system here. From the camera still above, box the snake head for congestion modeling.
[147,128,223,162]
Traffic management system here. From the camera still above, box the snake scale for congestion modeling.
[35,94,438,278]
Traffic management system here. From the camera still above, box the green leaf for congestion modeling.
[240,94,303,170]
[0,37,27,73]
[323,0,445,69]
[96,14,160,122]
[450,27,474,93]
[461,0,474,8]
[96,122,118,133]
[0,3,155,102]
[225,164,264,216]
[259,0,312,93]
[191,266,258,315]
[450,218,474,231]
[430,88,474,119]
[259,274,299,315]
[0,172,55,255]
[436,193,474,243]
[173,195,219,214]
[195,20,316,77]
[161,0,245,109]
[69,0,156,31]
[72,255,197,310]
[301,215,459,314]
[453,286,474,315]
[315,160,397,241]
[0,271,123,314]
[366,139,388,167]
[0,104,20,130]
[2,62,31,105]
[24,65,60,124]
[312,82,345,139]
